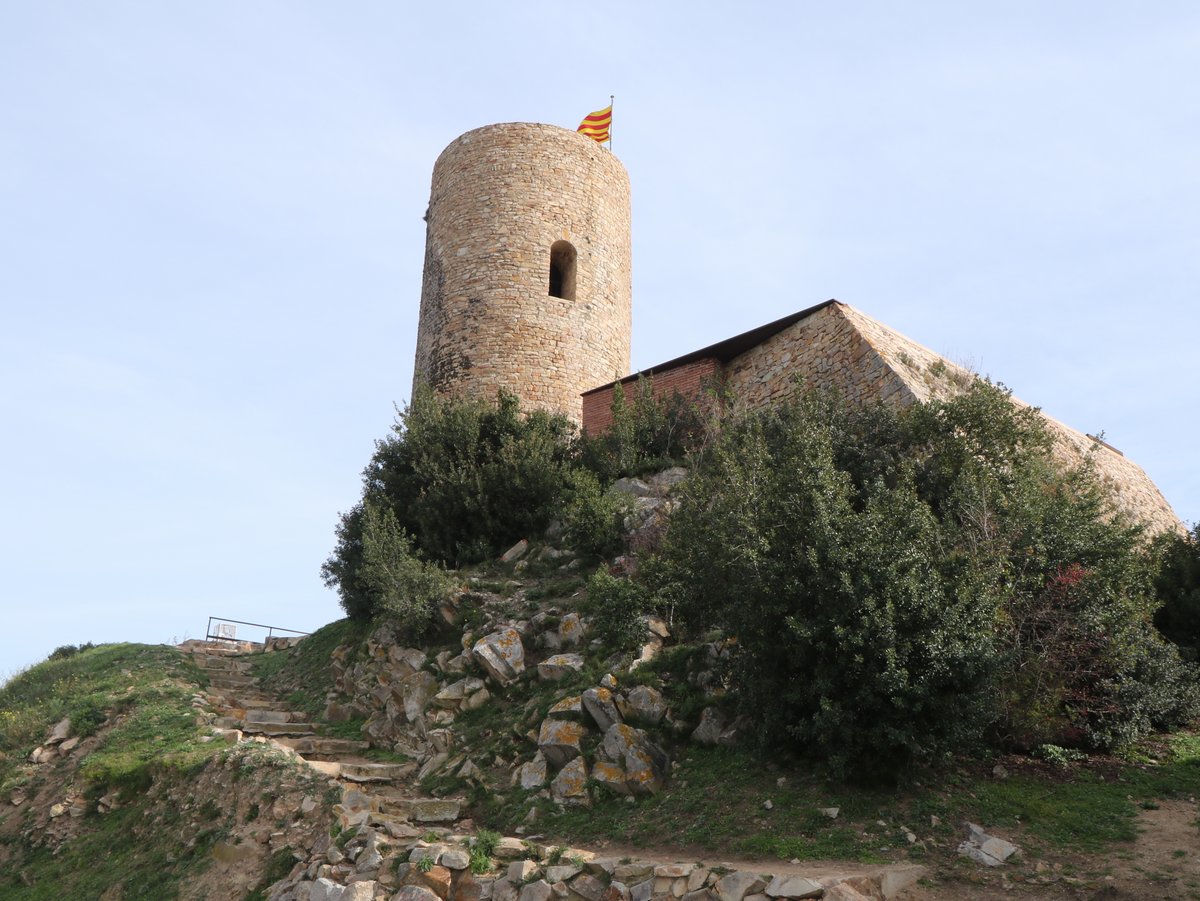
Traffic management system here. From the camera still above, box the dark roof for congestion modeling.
[582,299,840,396]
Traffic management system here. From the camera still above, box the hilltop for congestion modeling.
[3,383,1200,899]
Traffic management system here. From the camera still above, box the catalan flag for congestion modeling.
[577,104,612,143]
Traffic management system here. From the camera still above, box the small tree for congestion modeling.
[651,382,1199,780]
[321,501,455,628]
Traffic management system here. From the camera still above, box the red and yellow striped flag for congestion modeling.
[577,105,612,143]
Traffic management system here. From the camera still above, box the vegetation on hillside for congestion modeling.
[650,383,1198,779]
[322,381,701,623]
[323,380,1200,784]
[0,644,222,898]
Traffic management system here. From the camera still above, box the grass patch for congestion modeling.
[252,618,371,719]
[0,800,222,899]
[481,733,1200,866]
[0,644,210,793]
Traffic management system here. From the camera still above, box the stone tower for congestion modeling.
[412,122,632,424]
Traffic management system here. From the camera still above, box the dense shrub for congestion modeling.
[577,377,709,482]
[583,566,653,654]
[561,468,632,560]
[1153,524,1200,656]
[331,389,578,573]
[651,382,1198,780]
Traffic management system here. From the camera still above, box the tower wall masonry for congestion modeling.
[413,123,632,424]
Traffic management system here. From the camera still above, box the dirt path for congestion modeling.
[561,798,1200,900]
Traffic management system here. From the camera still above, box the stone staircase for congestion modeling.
[189,643,464,838]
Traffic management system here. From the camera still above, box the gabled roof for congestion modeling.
[581,299,840,397]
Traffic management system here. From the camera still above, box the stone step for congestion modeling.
[278,736,371,756]
[334,788,461,825]
[338,761,419,783]
[205,674,260,689]
[213,696,292,711]
[193,656,254,672]
[238,721,319,737]
[243,709,307,724]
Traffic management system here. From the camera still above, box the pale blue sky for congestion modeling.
[2,2,1197,676]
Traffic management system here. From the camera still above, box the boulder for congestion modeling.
[393,886,444,901]
[958,823,1019,867]
[545,863,584,883]
[624,686,667,726]
[311,878,346,901]
[590,761,630,796]
[519,751,549,790]
[397,671,440,723]
[547,696,583,719]
[343,883,377,901]
[713,872,766,901]
[763,875,823,899]
[46,717,72,745]
[647,467,688,491]
[691,707,726,746]
[390,646,430,677]
[493,837,527,860]
[597,724,668,795]
[550,757,591,807]
[473,629,526,686]
[582,688,622,732]
[537,719,586,768]
[501,539,530,563]
[568,874,608,901]
[559,613,585,649]
[538,655,585,682]
[520,881,553,901]
[509,861,540,883]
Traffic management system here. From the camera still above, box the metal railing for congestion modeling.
[204,616,310,649]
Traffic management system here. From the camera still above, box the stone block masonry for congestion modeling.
[412,123,632,424]
[582,301,1181,535]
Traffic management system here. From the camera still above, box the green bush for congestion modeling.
[650,382,1199,780]
[584,567,652,654]
[577,377,709,482]
[350,501,456,632]
[365,388,577,566]
[562,468,631,559]
[1153,524,1200,656]
[323,389,579,610]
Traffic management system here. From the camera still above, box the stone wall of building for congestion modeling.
[582,301,1179,534]
[412,123,632,424]
[722,303,916,411]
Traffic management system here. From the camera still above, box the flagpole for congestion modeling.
[609,94,614,151]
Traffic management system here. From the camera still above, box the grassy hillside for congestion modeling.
[0,643,329,900]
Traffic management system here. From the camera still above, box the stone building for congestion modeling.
[412,122,631,423]
[411,122,1180,534]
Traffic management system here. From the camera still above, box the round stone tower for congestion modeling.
[412,122,632,424]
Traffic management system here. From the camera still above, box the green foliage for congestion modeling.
[48,642,96,661]
[252,618,372,719]
[416,854,435,873]
[651,382,1199,780]
[372,388,577,565]
[1153,523,1200,656]
[0,644,208,772]
[357,501,456,631]
[577,377,708,482]
[562,468,630,559]
[323,389,579,611]
[583,567,651,654]
[469,829,501,874]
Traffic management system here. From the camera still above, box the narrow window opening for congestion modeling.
[549,241,577,300]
